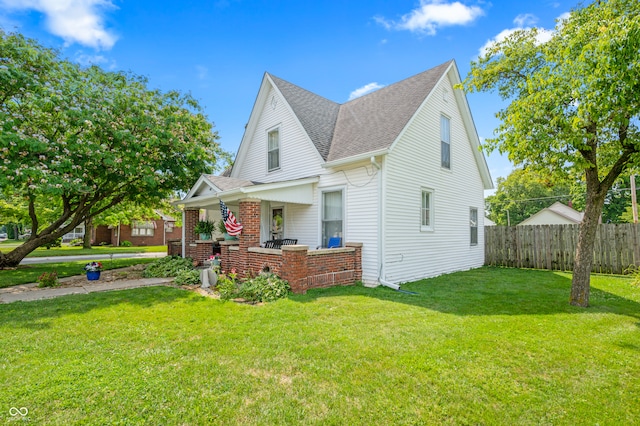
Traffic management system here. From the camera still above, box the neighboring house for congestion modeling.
[62,223,85,242]
[518,201,584,226]
[95,212,182,246]
[485,217,496,226]
[179,60,493,286]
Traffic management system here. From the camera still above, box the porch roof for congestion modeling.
[179,175,319,209]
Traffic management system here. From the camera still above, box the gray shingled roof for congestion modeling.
[268,74,340,160]
[204,175,258,191]
[267,60,452,163]
[329,61,452,162]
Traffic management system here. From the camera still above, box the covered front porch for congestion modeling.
[175,175,362,293]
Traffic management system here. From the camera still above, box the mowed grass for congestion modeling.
[0,258,157,288]
[1,267,638,425]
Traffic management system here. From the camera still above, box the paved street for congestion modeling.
[20,252,166,265]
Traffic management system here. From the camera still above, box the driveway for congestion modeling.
[20,252,166,265]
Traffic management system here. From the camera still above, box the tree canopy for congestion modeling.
[486,169,573,225]
[0,30,226,267]
[462,0,640,306]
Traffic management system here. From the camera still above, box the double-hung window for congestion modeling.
[322,189,343,247]
[268,128,280,171]
[421,189,433,231]
[470,208,478,245]
[441,115,450,169]
[132,221,155,236]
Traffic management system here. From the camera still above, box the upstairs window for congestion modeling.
[268,128,280,171]
[441,115,450,169]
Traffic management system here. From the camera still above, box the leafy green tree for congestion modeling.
[487,168,572,225]
[462,0,640,306]
[0,30,225,267]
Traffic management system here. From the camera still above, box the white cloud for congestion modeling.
[0,0,118,49]
[74,51,116,69]
[376,0,484,35]
[196,65,208,80]
[348,82,384,101]
[513,13,537,28]
[478,13,557,57]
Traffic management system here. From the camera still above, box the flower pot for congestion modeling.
[199,233,211,240]
[87,271,101,281]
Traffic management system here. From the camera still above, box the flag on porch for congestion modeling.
[219,200,243,236]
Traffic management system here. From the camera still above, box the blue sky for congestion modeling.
[0,0,578,190]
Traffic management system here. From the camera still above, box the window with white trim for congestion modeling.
[421,189,433,230]
[267,128,280,171]
[470,208,478,245]
[322,189,343,247]
[132,221,155,236]
[441,115,450,169]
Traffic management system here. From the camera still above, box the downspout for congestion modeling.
[181,210,186,259]
[372,156,399,290]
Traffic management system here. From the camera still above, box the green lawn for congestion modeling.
[0,241,166,257]
[1,267,638,425]
[0,258,157,287]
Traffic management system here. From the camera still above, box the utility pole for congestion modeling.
[631,174,638,224]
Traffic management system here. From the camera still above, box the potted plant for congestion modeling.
[84,261,103,281]
[194,220,215,240]
[216,220,227,241]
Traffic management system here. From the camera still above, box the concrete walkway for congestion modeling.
[0,277,174,304]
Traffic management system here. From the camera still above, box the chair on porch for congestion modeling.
[264,238,298,249]
[327,237,342,248]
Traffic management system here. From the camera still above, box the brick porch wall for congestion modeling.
[182,199,362,293]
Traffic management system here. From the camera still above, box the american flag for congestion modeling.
[219,200,243,236]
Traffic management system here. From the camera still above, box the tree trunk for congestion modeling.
[570,187,606,307]
[83,217,93,249]
[0,232,62,268]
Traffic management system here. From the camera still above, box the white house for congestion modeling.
[518,201,584,225]
[180,60,493,287]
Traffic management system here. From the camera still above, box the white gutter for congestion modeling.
[322,149,389,169]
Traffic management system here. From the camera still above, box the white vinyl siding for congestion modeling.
[267,128,280,171]
[233,86,325,182]
[441,115,450,169]
[382,72,485,284]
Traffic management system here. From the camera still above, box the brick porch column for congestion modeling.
[184,208,199,260]
[281,245,309,294]
[346,242,363,282]
[237,199,261,276]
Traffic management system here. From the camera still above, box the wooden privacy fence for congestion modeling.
[485,224,640,274]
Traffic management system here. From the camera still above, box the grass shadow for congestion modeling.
[293,267,640,319]
[0,286,200,329]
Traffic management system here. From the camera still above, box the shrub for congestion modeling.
[44,238,62,249]
[217,272,290,303]
[143,256,194,278]
[120,240,133,247]
[174,269,201,285]
[217,270,240,300]
[70,238,83,246]
[37,271,59,288]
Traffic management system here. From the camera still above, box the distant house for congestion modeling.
[94,212,182,246]
[178,60,493,286]
[518,201,584,226]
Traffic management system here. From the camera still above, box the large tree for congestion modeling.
[462,0,640,306]
[0,30,224,267]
